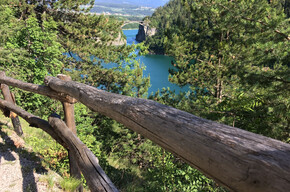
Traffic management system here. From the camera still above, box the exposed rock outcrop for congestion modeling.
[136,22,156,42]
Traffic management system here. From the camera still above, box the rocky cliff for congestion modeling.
[136,22,157,42]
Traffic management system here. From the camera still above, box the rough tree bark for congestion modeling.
[0,83,23,136]
[45,76,290,192]
[0,71,76,104]
[57,74,83,192]
[0,98,66,148]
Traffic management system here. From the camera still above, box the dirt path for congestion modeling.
[0,121,63,192]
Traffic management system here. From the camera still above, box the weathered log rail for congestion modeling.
[0,72,75,103]
[0,71,290,192]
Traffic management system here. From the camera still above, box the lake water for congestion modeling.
[66,29,189,95]
[123,29,189,95]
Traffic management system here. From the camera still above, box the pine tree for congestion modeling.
[0,0,150,111]
[147,0,289,140]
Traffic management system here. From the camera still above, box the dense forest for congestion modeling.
[146,0,289,141]
[0,0,289,191]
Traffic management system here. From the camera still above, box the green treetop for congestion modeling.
[0,0,150,112]
[147,0,289,141]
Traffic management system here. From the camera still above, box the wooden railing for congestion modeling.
[0,71,289,192]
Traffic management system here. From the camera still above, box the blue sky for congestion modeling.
[94,0,170,8]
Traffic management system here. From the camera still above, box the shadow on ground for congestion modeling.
[0,123,48,192]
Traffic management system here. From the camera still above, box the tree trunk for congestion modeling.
[216,57,223,103]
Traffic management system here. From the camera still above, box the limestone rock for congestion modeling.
[136,22,157,42]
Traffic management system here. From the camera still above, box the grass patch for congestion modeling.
[60,177,82,192]
[17,116,69,176]
[0,113,69,176]
[39,174,55,189]
[39,171,62,189]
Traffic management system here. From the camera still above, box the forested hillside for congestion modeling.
[0,0,224,191]
[0,0,289,191]
[146,0,290,142]
[90,2,155,16]
[94,0,169,8]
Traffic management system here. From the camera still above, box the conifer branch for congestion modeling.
[215,2,290,41]
[262,75,290,84]
[240,16,290,41]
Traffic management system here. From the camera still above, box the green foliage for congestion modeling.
[144,148,226,192]
[0,1,150,189]
[24,126,69,175]
[39,171,60,189]
[144,0,192,54]
[0,2,65,112]
[60,177,82,192]
[0,0,150,112]
[1,0,288,191]
[146,0,289,141]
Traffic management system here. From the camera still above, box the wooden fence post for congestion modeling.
[57,74,83,192]
[0,83,23,136]
[48,115,119,192]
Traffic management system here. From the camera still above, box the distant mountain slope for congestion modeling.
[90,2,155,16]
[94,0,169,8]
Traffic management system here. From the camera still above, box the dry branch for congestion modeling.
[45,76,290,192]
[48,115,118,192]
[0,71,76,104]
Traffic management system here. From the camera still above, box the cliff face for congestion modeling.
[136,22,157,42]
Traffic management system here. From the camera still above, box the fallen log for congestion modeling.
[48,115,118,192]
[45,76,290,192]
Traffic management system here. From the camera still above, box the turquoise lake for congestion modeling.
[66,29,189,95]
[123,29,189,95]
